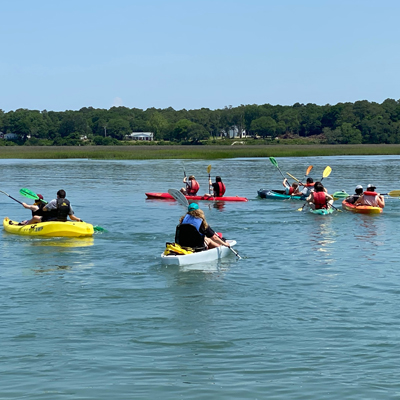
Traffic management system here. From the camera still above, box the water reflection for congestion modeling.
[31,237,94,248]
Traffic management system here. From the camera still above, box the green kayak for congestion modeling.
[309,207,334,215]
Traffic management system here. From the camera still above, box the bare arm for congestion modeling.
[22,202,39,211]
[211,233,230,247]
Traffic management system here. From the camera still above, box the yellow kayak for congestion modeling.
[3,217,94,237]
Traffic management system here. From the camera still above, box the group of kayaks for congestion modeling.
[258,188,384,215]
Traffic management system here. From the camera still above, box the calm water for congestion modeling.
[1,155,400,399]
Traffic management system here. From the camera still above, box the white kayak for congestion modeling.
[161,240,237,266]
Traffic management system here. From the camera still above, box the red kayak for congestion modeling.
[146,192,248,202]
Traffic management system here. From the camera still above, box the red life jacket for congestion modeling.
[363,191,377,196]
[313,191,327,209]
[187,180,200,195]
[217,182,226,197]
[305,183,315,187]
[288,187,294,195]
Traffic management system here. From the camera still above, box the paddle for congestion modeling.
[207,164,212,195]
[269,156,287,181]
[19,188,48,204]
[287,165,313,185]
[297,166,332,211]
[0,190,24,205]
[168,188,189,207]
[168,188,241,259]
[381,190,400,197]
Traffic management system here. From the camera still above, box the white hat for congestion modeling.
[356,185,363,190]
[367,184,375,189]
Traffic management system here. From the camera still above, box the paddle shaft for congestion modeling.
[229,246,241,259]
[0,190,24,205]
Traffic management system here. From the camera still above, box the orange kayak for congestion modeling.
[342,200,383,214]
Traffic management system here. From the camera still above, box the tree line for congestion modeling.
[1,99,400,145]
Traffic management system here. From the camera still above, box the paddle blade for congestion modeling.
[322,166,332,179]
[286,172,299,182]
[207,165,212,174]
[94,226,107,233]
[269,157,278,168]
[168,189,189,207]
[20,188,39,200]
[305,165,313,176]
[387,190,400,197]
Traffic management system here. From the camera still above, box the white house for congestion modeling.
[4,133,18,140]
[125,132,154,141]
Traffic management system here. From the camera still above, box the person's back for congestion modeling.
[43,189,82,222]
[356,184,385,208]
[212,176,226,197]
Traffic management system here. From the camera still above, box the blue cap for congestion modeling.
[188,203,199,211]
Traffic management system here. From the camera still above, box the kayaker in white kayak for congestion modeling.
[177,203,230,249]
[354,184,385,208]
[180,175,200,195]
[307,182,333,210]
[43,189,83,222]
[345,185,364,204]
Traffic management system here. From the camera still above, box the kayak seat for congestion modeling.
[175,224,206,252]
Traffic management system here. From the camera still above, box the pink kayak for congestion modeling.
[146,192,248,202]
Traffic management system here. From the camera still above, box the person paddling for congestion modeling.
[299,177,315,200]
[307,181,333,210]
[180,175,200,195]
[177,203,230,249]
[9,193,47,225]
[355,184,385,208]
[282,178,300,196]
[205,176,226,198]
[345,185,363,204]
[43,189,83,222]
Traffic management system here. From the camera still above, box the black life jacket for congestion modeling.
[56,198,71,221]
[32,202,46,217]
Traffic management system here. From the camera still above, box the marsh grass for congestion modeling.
[0,144,400,160]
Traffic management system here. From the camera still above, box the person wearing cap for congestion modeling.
[355,184,385,208]
[178,203,230,249]
[9,193,48,225]
[345,185,364,204]
[180,175,200,195]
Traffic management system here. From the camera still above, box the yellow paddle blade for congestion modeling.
[286,172,299,182]
[297,207,303,211]
[207,165,212,174]
[306,165,313,176]
[322,166,332,179]
[387,190,400,197]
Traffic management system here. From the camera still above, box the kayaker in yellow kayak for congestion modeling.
[9,193,47,225]
[354,184,385,208]
[43,189,83,222]
[177,203,230,249]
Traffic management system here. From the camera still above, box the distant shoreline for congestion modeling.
[0,144,400,160]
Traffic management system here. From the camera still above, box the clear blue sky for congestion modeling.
[1,0,399,112]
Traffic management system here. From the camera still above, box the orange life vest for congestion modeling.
[187,180,200,195]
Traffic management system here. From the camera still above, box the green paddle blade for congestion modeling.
[94,226,107,233]
[269,157,278,168]
[333,191,349,200]
[20,188,39,200]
